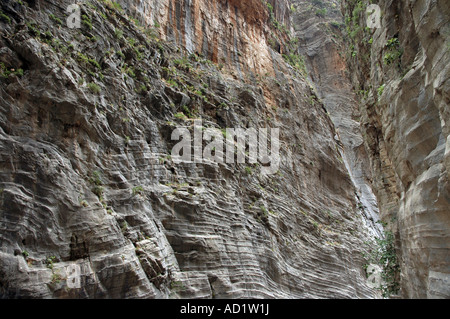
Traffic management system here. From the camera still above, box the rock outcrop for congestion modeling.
[125,0,292,79]
[290,0,383,237]
[342,0,450,298]
[0,0,383,298]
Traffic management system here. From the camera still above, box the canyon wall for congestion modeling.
[0,0,381,298]
[342,0,450,298]
[290,0,383,237]
[124,0,292,79]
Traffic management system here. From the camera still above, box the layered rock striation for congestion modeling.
[0,0,388,298]
[290,0,383,238]
[124,0,292,79]
[342,0,450,298]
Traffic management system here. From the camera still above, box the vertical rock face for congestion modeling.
[289,0,383,238]
[122,0,292,79]
[0,0,385,299]
[342,0,450,298]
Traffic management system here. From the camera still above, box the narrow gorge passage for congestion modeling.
[291,0,383,237]
[0,0,448,300]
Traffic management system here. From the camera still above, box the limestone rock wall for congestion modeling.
[289,0,383,238]
[0,0,382,298]
[121,0,292,79]
[342,0,450,298]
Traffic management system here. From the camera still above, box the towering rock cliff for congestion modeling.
[289,0,383,237]
[341,0,450,298]
[0,0,447,299]
[124,0,292,79]
[0,0,384,298]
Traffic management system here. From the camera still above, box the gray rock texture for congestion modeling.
[342,0,450,298]
[0,0,382,298]
[290,0,383,238]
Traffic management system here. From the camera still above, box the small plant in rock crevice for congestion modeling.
[362,229,401,298]
[383,37,403,68]
[132,186,144,196]
[87,82,101,94]
[377,84,385,99]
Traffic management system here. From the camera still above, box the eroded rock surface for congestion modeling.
[342,0,450,298]
[290,0,383,238]
[0,0,397,299]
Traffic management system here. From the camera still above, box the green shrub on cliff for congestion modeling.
[283,53,308,77]
[363,230,401,298]
[0,10,11,24]
[384,37,403,67]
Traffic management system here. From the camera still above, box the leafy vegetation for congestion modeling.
[0,63,24,79]
[363,230,401,298]
[89,171,103,186]
[377,84,385,98]
[87,82,101,94]
[263,0,288,33]
[384,37,403,67]
[174,112,188,121]
[26,21,40,36]
[283,53,308,77]
[46,256,57,270]
[51,272,63,284]
[114,28,124,39]
[76,52,101,70]
[101,0,124,12]
[81,14,93,30]
[0,10,11,24]
[49,13,63,25]
[132,186,144,196]
[344,1,371,58]
[92,185,104,198]
[315,8,327,17]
